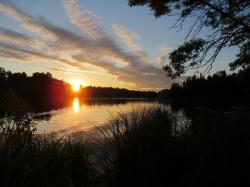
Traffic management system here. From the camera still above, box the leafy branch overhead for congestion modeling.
[129,0,250,78]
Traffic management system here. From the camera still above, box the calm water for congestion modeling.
[32,98,250,134]
[33,98,170,134]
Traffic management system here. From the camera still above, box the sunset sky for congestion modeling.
[0,0,238,90]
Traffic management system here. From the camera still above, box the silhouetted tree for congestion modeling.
[129,0,250,77]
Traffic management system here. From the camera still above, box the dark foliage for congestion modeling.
[159,67,250,102]
[98,107,250,186]
[0,67,72,113]
[128,0,250,77]
[80,86,157,99]
[0,115,95,187]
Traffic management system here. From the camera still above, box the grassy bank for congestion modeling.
[0,108,250,186]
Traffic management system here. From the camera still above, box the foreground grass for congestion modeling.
[0,108,250,186]
[0,115,94,187]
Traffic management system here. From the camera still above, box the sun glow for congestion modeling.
[72,81,81,92]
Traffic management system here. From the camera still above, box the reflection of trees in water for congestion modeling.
[159,100,250,139]
[160,100,250,119]
[32,113,52,121]
[78,98,156,107]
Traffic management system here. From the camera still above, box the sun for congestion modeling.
[72,81,81,92]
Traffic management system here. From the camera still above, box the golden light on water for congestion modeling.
[73,97,80,113]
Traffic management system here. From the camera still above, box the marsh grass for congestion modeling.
[0,107,250,186]
[96,107,187,187]
[0,115,95,187]
[96,107,250,186]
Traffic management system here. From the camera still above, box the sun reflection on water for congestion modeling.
[35,99,163,134]
[73,97,80,113]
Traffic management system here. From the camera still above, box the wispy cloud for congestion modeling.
[113,24,142,52]
[0,0,176,90]
[156,45,169,66]
[63,0,105,39]
[113,24,150,64]
[0,1,53,38]
[0,27,32,44]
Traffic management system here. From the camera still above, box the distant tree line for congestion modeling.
[79,86,157,99]
[0,67,157,115]
[0,67,72,113]
[159,67,250,102]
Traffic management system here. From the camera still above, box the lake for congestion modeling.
[32,97,250,135]
[33,98,172,134]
